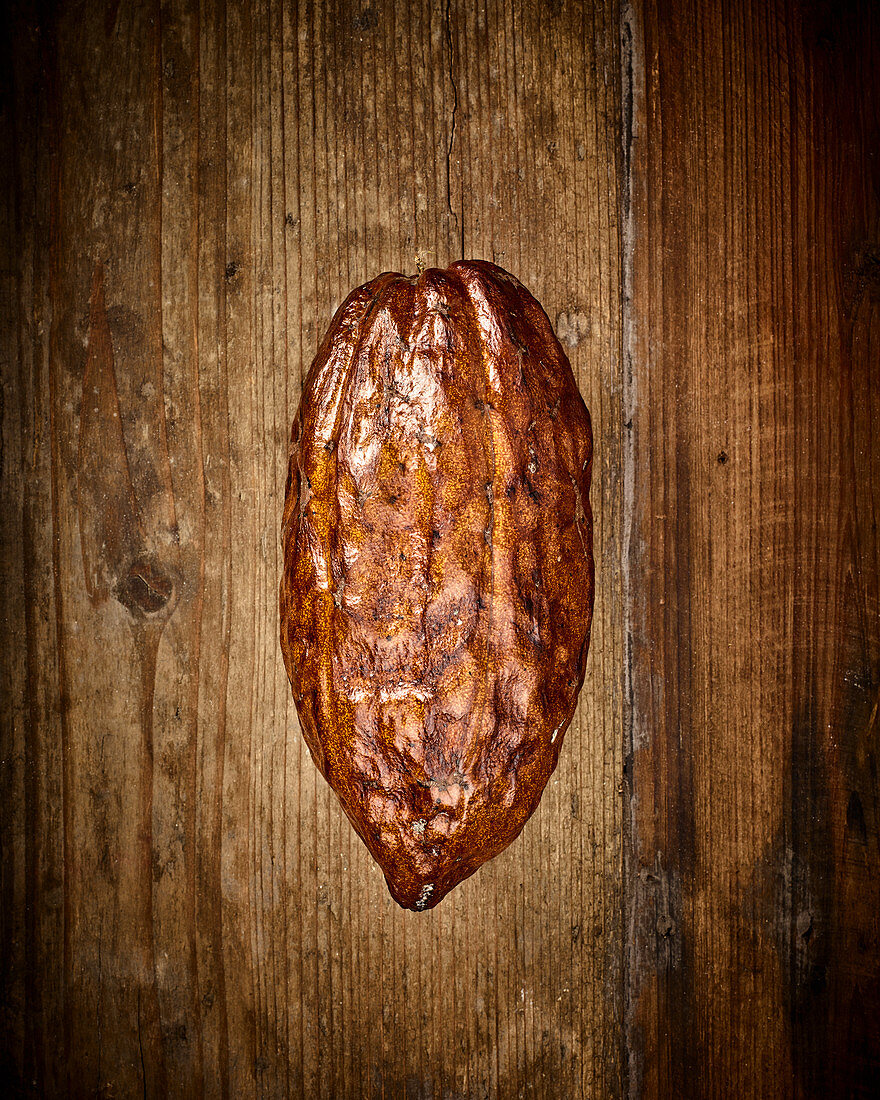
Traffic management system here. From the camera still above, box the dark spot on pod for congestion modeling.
[115,555,177,619]
[506,482,517,498]
[225,261,240,282]
[717,450,728,465]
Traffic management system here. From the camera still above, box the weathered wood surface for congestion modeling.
[623,0,880,1096]
[1,0,878,1097]
[2,0,623,1096]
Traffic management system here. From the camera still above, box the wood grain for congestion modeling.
[1,0,623,1096]
[3,0,878,1096]
[623,0,880,1096]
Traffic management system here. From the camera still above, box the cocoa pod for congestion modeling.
[280,261,593,911]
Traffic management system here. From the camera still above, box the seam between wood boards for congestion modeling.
[619,0,638,1096]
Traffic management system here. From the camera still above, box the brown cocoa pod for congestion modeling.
[280,261,593,911]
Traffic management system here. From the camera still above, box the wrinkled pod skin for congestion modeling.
[280,261,594,911]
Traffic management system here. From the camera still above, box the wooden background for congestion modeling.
[1,0,877,1096]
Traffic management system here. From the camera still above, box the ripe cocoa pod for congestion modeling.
[280,260,593,911]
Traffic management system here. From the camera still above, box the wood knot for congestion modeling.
[115,555,178,619]
[656,914,676,938]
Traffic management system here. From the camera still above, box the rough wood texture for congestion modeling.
[2,0,622,1096]
[623,0,880,1096]
[3,0,878,1095]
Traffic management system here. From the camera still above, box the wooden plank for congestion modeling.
[623,0,880,1095]
[56,3,177,1092]
[2,11,65,1095]
[784,5,880,1093]
[1,0,624,1096]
